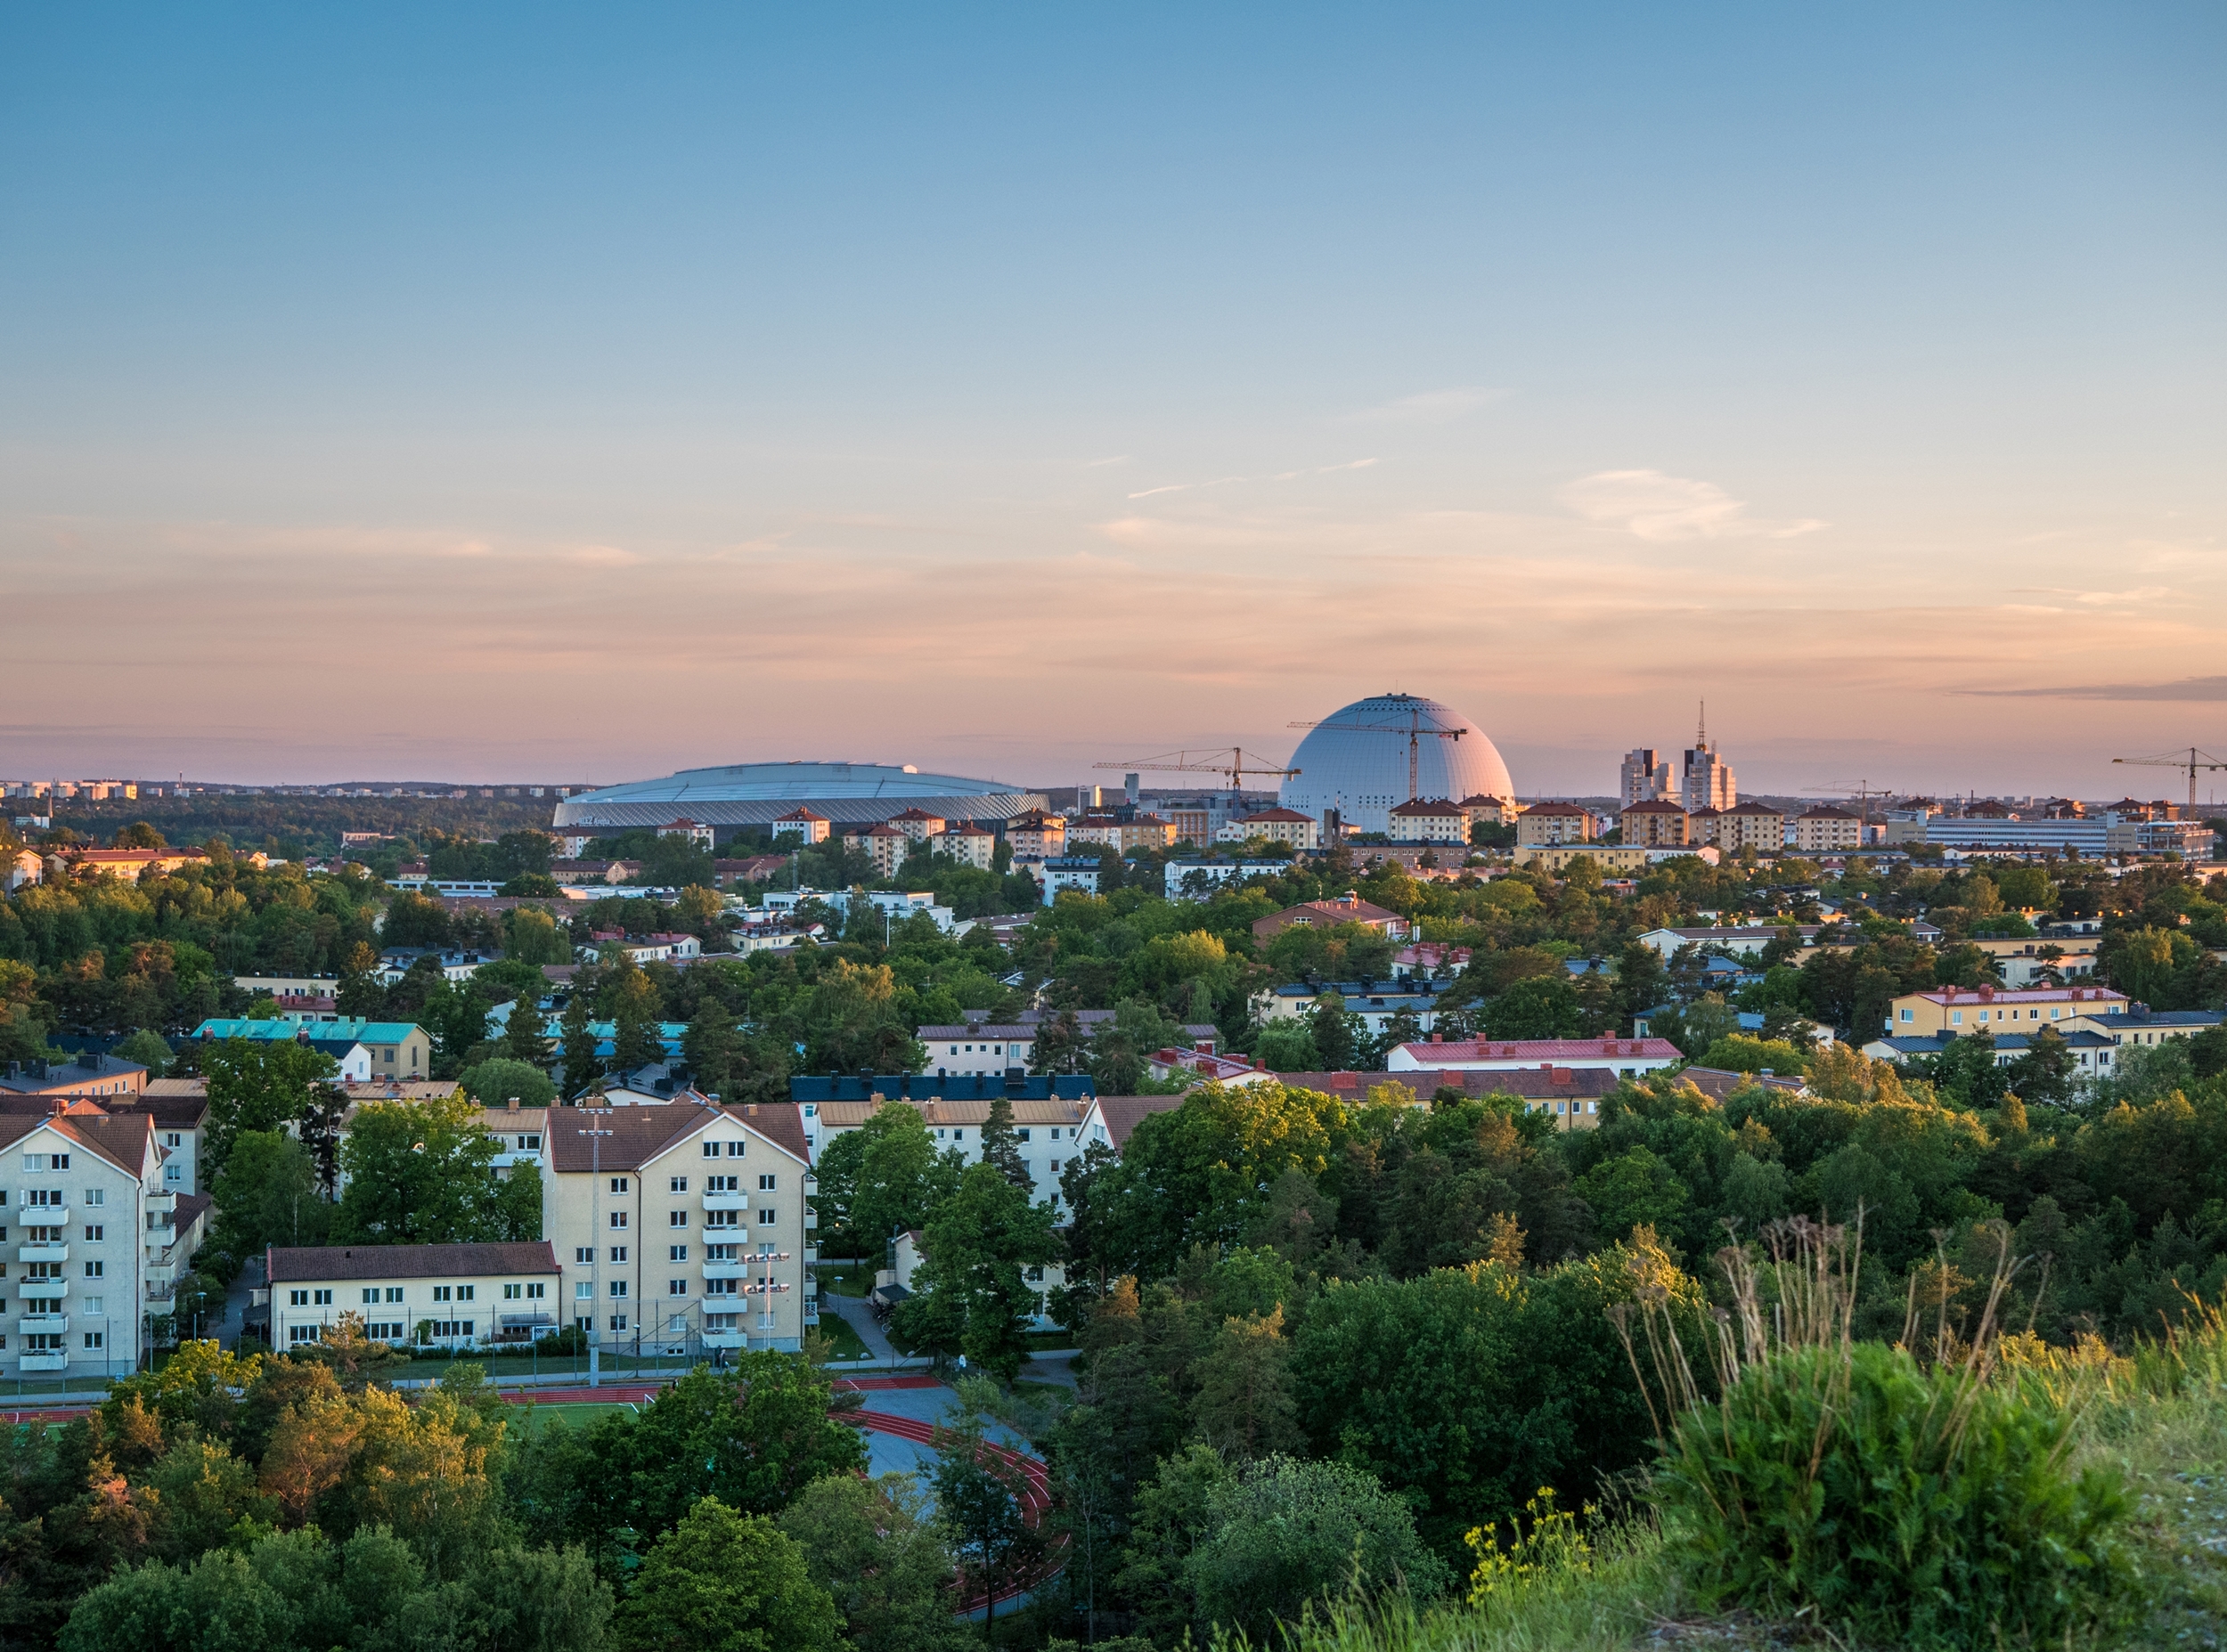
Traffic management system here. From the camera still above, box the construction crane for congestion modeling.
[2113,747,2227,812]
[1801,780,1894,819]
[1288,695,1464,803]
[1091,747,1300,808]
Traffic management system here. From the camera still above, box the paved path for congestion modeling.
[823,1287,902,1361]
[212,1254,261,1348]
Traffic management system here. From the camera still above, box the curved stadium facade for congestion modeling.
[551,761,1048,834]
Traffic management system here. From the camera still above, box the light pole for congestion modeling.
[578,1121,613,1388]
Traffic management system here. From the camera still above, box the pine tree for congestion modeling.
[559,994,600,1100]
[613,1003,660,1076]
[502,999,552,1067]
[980,1095,1032,1189]
[683,1009,738,1099]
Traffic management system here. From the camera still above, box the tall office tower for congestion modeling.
[1620,748,1676,805]
[1682,704,1738,811]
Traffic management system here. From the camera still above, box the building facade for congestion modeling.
[1884,983,2126,1037]
[1620,748,1675,806]
[1619,799,1691,848]
[266,1241,562,1352]
[1386,1035,1682,1078]
[1385,799,1468,843]
[542,1101,815,1355]
[1217,808,1320,850]
[1516,802,1594,846]
[1792,806,1862,854]
[771,808,831,845]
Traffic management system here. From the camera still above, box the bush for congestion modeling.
[1654,1339,2131,1648]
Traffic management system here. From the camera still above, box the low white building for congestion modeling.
[1215,809,1320,850]
[1164,859,1287,900]
[1032,858,1103,904]
[1639,925,1823,959]
[1387,1035,1683,1078]
[265,1241,562,1351]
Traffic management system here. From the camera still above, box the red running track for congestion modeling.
[848,1408,1065,1612]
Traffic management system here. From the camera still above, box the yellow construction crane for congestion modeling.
[1287,696,1465,802]
[2112,747,2227,812]
[1091,747,1300,807]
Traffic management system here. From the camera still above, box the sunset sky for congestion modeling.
[4,4,2223,801]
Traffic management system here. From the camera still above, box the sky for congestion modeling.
[4,4,2223,802]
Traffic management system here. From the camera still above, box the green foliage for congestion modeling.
[1656,1342,2131,1648]
[849,1105,964,1252]
[335,1095,537,1244]
[613,1496,839,1652]
[1693,1034,1807,1075]
[1478,977,1581,1040]
[891,1161,1059,1380]
[458,1057,557,1109]
[113,1026,174,1076]
[777,1473,971,1652]
[210,1130,332,1267]
[204,1038,339,1176]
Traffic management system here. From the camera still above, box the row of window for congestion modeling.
[0,1262,104,1278]
[602,1170,777,1193]
[6,1332,102,1352]
[602,1208,781,1230]
[576,1243,777,1264]
[0,1188,102,1206]
[0,1296,104,1314]
[289,1282,552,1307]
[583,1311,778,1334]
[0,1227,103,1244]
[577,1277,779,1300]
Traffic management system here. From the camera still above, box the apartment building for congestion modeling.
[1884,983,2126,1037]
[1511,843,1652,874]
[1693,801,1786,853]
[886,808,948,844]
[1638,924,1822,959]
[1620,749,1676,806]
[192,1018,433,1079]
[0,1053,148,1103]
[771,808,831,845]
[927,821,997,869]
[1003,810,1067,859]
[1792,806,1862,854]
[842,824,911,879]
[543,1101,815,1355]
[1516,802,1594,846]
[1384,798,1468,844]
[1619,799,1690,848]
[0,1104,172,1381]
[265,1241,561,1352]
[919,1024,1037,1075]
[1216,808,1320,850]
[1068,814,1178,853]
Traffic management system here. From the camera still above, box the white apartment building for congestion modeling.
[919,1025,1036,1075]
[265,1241,562,1352]
[1792,806,1862,853]
[1384,799,1468,843]
[1387,1035,1684,1078]
[0,1105,174,1382]
[1215,809,1321,850]
[543,1101,816,1355]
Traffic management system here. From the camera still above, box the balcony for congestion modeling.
[701,1191,749,1211]
[18,1208,69,1229]
[18,1279,69,1306]
[145,1263,176,1286]
[803,1245,818,1265]
[697,1293,744,1314]
[16,1243,67,1265]
[19,1353,67,1373]
[145,1192,177,1216]
[145,1282,176,1304]
[804,1205,818,1230]
[702,1330,747,1350]
[17,1314,68,1334]
[702,1260,747,1280]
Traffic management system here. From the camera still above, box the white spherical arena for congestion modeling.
[1279,693,1514,834]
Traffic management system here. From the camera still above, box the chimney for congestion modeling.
[1430,1032,1443,1043]
[506,1096,519,1111]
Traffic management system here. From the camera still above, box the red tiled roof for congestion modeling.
[1394,1037,1682,1062]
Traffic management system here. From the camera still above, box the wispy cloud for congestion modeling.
[2012,585,2172,606]
[1960,676,2227,702]
[1085,455,1130,468]
[1127,459,1377,500]
[1342,387,1505,425]
[1557,469,1825,542]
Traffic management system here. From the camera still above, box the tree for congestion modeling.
[1189,1306,1301,1459]
[892,1162,1058,1381]
[1480,976,1582,1039]
[460,1056,558,1109]
[209,1130,331,1265]
[503,906,575,966]
[1573,1145,1692,1242]
[1177,1455,1453,1641]
[979,1096,1032,1188]
[112,1027,172,1077]
[612,1003,659,1075]
[683,1009,739,1099]
[932,1420,1045,1643]
[778,1473,972,1652]
[202,1038,339,1176]
[503,1001,554,1067]
[114,821,167,850]
[852,1106,965,1255]
[1251,1021,1318,1071]
[561,992,602,1098]
[336,1094,525,1244]
[613,1497,840,1652]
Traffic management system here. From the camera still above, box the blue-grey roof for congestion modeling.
[554,761,1045,831]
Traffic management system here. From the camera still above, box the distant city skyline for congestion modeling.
[4,6,2222,798]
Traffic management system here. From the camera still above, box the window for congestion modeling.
[363,1289,380,1305]
[701,1142,722,1159]
[83,1185,99,1203]
[520,1135,542,1149]
[669,1176,689,1192]
[166,1133,182,1148]
[609,1245,628,1263]
[727,1141,745,1157]
[1017,1128,1031,1143]
[503,1282,522,1299]
[25,1190,61,1208]
[757,1208,776,1226]
[526,1282,545,1299]
[83,1261,102,1279]
[608,1314,628,1332]
[668,1279,687,1297]
[576,1282,594,1300]
[83,1225,101,1241]
[434,1285,453,1302]
[609,1281,628,1298]
[705,1209,738,1229]
[705,1278,737,1297]
[289,1325,321,1345]
[669,1244,688,1261]
[707,1175,738,1192]
[386,1286,404,1303]
[367,1322,405,1340]
[670,1210,689,1227]
[609,1177,630,1194]
[290,1289,309,1306]
[457,1284,475,1301]
[758,1174,777,1191]
[82,1296,102,1314]
[22,1333,62,1353]
[575,1246,594,1265]
[1900,1008,1914,1021]
[706,1242,737,1261]
[609,1211,629,1229]
[431,1320,474,1339]
[164,1164,182,1184]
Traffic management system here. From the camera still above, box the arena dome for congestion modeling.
[1279,693,1515,834]
[552,761,1044,834]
